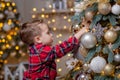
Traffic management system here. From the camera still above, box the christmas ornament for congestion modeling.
[83,63,90,71]
[74,3,84,13]
[111,4,120,15]
[3,23,11,31]
[0,13,4,19]
[80,32,97,49]
[71,24,81,33]
[90,56,107,73]
[75,72,90,80]
[74,44,88,60]
[85,11,94,21]
[66,58,78,70]
[98,2,111,15]
[114,53,120,62]
[104,30,118,43]
[103,64,115,76]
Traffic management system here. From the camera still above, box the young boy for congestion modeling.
[19,19,87,80]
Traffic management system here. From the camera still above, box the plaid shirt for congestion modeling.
[23,36,78,80]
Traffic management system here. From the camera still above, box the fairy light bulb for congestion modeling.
[13,9,17,13]
[6,3,10,6]
[58,68,62,72]
[2,39,5,43]
[0,23,3,28]
[6,44,10,48]
[63,26,67,29]
[52,9,56,13]
[0,51,3,55]
[68,19,71,22]
[41,8,45,12]
[59,34,62,37]
[15,46,19,50]
[56,35,59,38]
[12,2,16,6]
[52,19,55,22]
[32,14,36,18]
[1,3,5,8]
[41,14,45,18]
[8,19,12,25]
[53,27,57,31]
[4,60,8,64]
[56,59,60,62]
[49,5,52,8]
[67,53,71,57]
[70,8,74,11]
[63,16,67,19]
[33,8,37,12]
[58,41,62,44]
[48,21,51,24]
[7,35,12,40]
[45,15,49,18]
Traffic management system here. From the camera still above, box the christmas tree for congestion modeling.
[65,0,120,79]
[0,0,27,79]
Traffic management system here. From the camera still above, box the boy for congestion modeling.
[19,19,87,80]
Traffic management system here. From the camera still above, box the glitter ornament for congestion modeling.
[90,56,107,73]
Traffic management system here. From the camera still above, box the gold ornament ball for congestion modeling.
[85,11,94,21]
[103,64,115,76]
[98,2,111,15]
[104,30,118,43]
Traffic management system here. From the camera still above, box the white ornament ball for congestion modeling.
[80,32,97,49]
[0,13,4,19]
[74,3,84,13]
[111,4,120,15]
[90,56,107,73]
[114,54,120,62]
[3,23,11,31]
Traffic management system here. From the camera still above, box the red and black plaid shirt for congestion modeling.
[23,36,78,80]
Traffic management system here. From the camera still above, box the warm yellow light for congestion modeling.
[2,45,6,50]
[67,53,71,57]
[52,19,55,22]
[6,44,10,48]
[56,35,59,38]
[33,8,37,12]
[32,14,36,18]
[0,23,3,28]
[41,14,45,18]
[70,8,74,11]
[53,27,56,31]
[64,26,67,29]
[15,46,19,50]
[15,27,19,31]
[56,59,60,62]
[58,68,62,72]
[6,3,10,6]
[12,2,16,6]
[52,9,56,13]
[2,39,5,43]
[1,3,5,8]
[58,41,62,44]
[45,15,49,18]
[13,9,17,13]
[4,60,8,64]
[7,35,12,40]
[14,32,17,36]
[63,16,67,19]
[0,51,3,55]
[68,19,71,22]
[59,34,62,37]
[49,5,52,8]
[8,19,12,25]
[41,8,45,12]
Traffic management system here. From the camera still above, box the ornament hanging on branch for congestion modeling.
[111,4,120,15]
[90,56,107,73]
[80,32,97,49]
[98,2,111,15]
[104,29,118,43]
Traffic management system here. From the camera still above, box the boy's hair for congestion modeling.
[19,19,44,45]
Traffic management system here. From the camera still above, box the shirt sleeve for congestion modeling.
[39,36,79,63]
[52,36,79,58]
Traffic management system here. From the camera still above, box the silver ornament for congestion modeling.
[80,32,97,49]
[114,53,120,62]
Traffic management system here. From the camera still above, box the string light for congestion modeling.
[58,68,62,72]
[32,14,36,18]
[56,59,60,62]
[53,27,57,31]
[33,8,37,12]
[41,8,45,12]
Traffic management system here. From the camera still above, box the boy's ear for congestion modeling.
[34,36,42,43]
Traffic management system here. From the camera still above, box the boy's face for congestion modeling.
[39,24,53,46]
